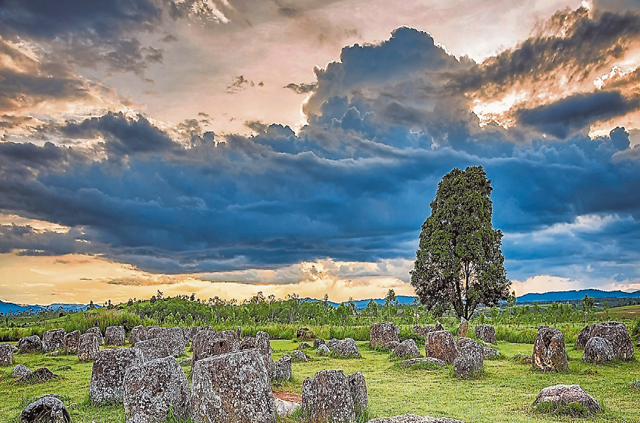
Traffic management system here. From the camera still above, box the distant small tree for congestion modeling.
[581,295,595,326]
[384,289,397,321]
[410,166,511,320]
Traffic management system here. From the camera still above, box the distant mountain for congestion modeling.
[302,295,418,310]
[0,300,91,315]
[517,289,640,303]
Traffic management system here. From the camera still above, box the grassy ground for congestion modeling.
[1,340,639,422]
[596,305,640,320]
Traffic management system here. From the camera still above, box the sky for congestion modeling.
[2,0,640,305]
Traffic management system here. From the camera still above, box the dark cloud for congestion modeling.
[516,91,640,138]
[284,82,317,94]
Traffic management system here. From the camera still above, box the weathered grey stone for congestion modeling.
[326,338,340,349]
[78,333,100,362]
[16,367,57,383]
[370,322,400,349]
[425,331,458,364]
[483,347,500,359]
[576,322,634,360]
[191,349,276,423]
[455,337,475,349]
[129,325,147,346]
[255,331,275,379]
[387,341,400,350]
[192,329,239,364]
[317,344,330,356]
[394,339,421,359]
[273,354,292,381]
[290,350,308,362]
[533,384,600,414]
[42,329,65,353]
[18,335,42,354]
[532,326,568,372]
[85,327,104,345]
[435,321,444,331]
[0,343,14,366]
[20,395,70,423]
[299,342,311,349]
[413,325,436,337]
[147,327,185,357]
[347,372,368,416]
[453,340,484,378]
[123,356,191,423]
[313,338,326,348]
[474,325,497,344]
[334,338,360,358]
[302,369,355,423]
[513,353,532,365]
[105,326,125,346]
[134,338,172,362]
[397,357,446,368]
[368,414,463,423]
[457,317,469,337]
[13,364,31,378]
[275,398,301,418]
[582,336,615,364]
[89,348,143,405]
[63,331,81,353]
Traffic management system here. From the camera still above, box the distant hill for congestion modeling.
[0,300,91,315]
[517,289,640,303]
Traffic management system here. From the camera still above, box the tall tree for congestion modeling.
[410,166,511,320]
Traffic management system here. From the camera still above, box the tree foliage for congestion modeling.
[410,166,511,320]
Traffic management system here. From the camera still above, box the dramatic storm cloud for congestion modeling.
[2,0,640,303]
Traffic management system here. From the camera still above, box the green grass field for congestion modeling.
[597,305,640,320]
[2,339,639,422]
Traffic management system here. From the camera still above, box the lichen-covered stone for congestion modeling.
[146,327,185,357]
[105,326,125,347]
[457,317,469,337]
[302,369,355,423]
[474,325,497,344]
[413,325,435,337]
[334,338,361,358]
[273,354,292,381]
[13,364,31,378]
[290,350,308,362]
[254,331,274,379]
[532,326,568,372]
[0,343,14,366]
[16,367,57,383]
[387,341,400,350]
[299,342,311,349]
[18,335,43,354]
[347,372,368,416]
[368,414,463,423]
[63,330,81,353]
[42,329,65,353]
[394,339,421,359]
[191,349,276,423]
[435,321,444,331]
[455,337,474,349]
[313,338,326,348]
[89,348,144,405]
[397,357,446,368]
[20,395,70,423]
[483,347,500,359]
[134,338,172,362]
[453,340,484,378]
[129,325,147,347]
[576,322,634,360]
[317,344,330,356]
[327,338,340,349]
[85,327,104,345]
[533,384,600,414]
[78,333,100,362]
[582,337,615,364]
[192,329,239,364]
[123,355,191,423]
[424,331,458,364]
[370,322,400,349]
